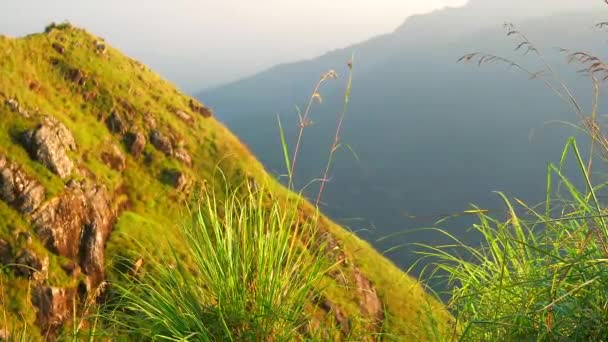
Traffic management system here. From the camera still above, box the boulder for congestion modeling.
[31,286,75,338]
[22,116,76,179]
[150,130,173,156]
[0,153,45,214]
[101,144,126,171]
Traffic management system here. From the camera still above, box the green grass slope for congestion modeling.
[0,23,451,340]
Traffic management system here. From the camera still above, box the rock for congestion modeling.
[353,267,384,323]
[143,112,157,129]
[174,147,192,167]
[51,42,65,54]
[0,239,11,265]
[174,110,193,124]
[31,286,75,337]
[105,110,126,134]
[101,144,126,171]
[79,185,114,288]
[150,130,173,156]
[127,131,146,157]
[0,153,45,214]
[13,249,43,278]
[67,68,87,87]
[4,98,30,118]
[161,169,189,191]
[22,116,76,179]
[32,182,115,289]
[189,99,212,118]
[93,40,107,55]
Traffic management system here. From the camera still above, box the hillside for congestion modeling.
[0,24,451,339]
[198,7,608,273]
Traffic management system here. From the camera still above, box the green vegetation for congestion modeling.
[0,23,450,340]
[417,20,608,341]
[109,185,326,341]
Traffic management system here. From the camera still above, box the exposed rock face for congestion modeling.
[101,144,126,171]
[32,181,114,289]
[31,286,75,337]
[189,99,212,118]
[0,153,45,214]
[22,116,76,179]
[150,130,173,156]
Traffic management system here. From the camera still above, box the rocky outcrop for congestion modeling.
[150,130,173,156]
[31,286,75,337]
[0,153,45,214]
[32,181,114,289]
[189,99,212,118]
[22,116,76,179]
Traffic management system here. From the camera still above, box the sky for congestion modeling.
[0,0,467,91]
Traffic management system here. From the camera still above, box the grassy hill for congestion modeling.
[0,24,451,340]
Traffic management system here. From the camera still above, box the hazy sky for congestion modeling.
[0,0,467,91]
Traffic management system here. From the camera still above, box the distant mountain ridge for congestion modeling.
[198,5,608,273]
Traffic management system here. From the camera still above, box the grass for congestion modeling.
[108,184,327,341]
[417,16,608,341]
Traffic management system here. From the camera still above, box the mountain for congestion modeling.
[198,5,608,274]
[0,24,448,339]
